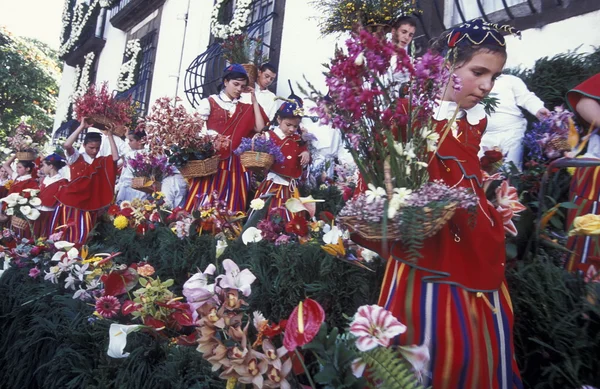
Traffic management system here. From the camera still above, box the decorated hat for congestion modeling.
[447,18,520,48]
[277,100,305,118]
[44,153,65,164]
[223,63,248,77]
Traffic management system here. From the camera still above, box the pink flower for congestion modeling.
[95,295,122,318]
[496,205,518,237]
[28,267,40,279]
[495,181,526,214]
[349,305,407,352]
[398,341,431,381]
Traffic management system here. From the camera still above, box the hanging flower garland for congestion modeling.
[67,52,95,120]
[59,0,100,57]
[117,39,142,92]
[210,0,253,40]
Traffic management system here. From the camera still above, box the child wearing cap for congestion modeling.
[184,64,268,213]
[249,101,310,222]
[55,118,119,245]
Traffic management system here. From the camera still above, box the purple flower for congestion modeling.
[234,137,285,163]
[28,267,41,279]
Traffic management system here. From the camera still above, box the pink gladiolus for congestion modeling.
[349,305,407,352]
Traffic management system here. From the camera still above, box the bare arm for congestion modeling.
[104,126,120,162]
[2,155,16,177]
[248,87,266,132]
[63,120,90,156]
[576,97,600,128]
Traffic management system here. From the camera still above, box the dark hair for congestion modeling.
[429,31,507,66]
[259,63,277,74]
[223,71,249,84]
[83,132,102,145]
[43,157,66,171]
[128,129,146,141]
[393,16,417,29]
[18,160,35,173]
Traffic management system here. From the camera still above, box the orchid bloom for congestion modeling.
[283,298,325,351]
[365,183,386,203]
[481,171,505,192]
[322,225,343,244]
[349,305,407,352]
[264,358,293,389]
[216,259,256,297]
[107,323,142,358]
[495,181,526,214]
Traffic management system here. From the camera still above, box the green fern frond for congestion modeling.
[362,347,424,389]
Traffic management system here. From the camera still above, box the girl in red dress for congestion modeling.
[55,120,119,245]
[184,64,267,213]
[355,19,523,388]
[249,101,310,222]
[0,155,39,231]
[34,153,68,239]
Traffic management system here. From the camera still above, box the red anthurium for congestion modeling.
[155,300,190,311]
[121,300,141,315]
[101,268,139,296]
[283,298,325,351]
[285,216,309,236]
[143,316,166,331]
[171,311,196,327]
[176,333,197,346]
[318,211,335,224]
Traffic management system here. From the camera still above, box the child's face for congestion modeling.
[224,78,248,100]
[0,167,7,179]
[127,134,144,150]
[446,50,506,110]
[84,141,102,158]
[278,117,301,137]
[41,161,53,176]
[16,162,29,177]
[394,23,416,49]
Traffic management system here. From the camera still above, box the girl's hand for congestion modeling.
[299,151,310,166]
[102,123,115,136]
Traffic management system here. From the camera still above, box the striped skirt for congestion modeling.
[184,156,250,213]
[54,206,98,246]
[249,179,299,223]
[379,260,523,389]
[33,210,61,239]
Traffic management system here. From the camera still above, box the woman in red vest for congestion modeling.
[34,153,68,239]
[184,64,267,213]
[0,155,39,229]
[55,120,119,245]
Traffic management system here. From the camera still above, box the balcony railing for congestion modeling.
[109,0,166,31]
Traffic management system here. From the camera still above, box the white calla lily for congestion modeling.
[28,197,42,207]
[54,241,76,250]
[26,208,41,220]
[66,247,80,260]
[19,205,32,215]
[107,323,143,358]
[17,197,28,205]
[5,208,14,216]
[241,227,263,245]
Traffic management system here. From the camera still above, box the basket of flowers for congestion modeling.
[74,82,136,137]
[220,33,268,86]
[127,153,175,194]
[309,29,479,258]
[0,190,42,236]
[234,135,284,171]
[314,0,421,35]
[138,97,230,179]
[7,122,48,161]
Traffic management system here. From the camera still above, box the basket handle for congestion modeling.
[384,157,393,198]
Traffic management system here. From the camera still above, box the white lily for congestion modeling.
[28,197,42,207]
[216,239,228,258]
[5,207,14,216]
[107,323,143,358]
[242,227,263,245]
[365,183,386,203]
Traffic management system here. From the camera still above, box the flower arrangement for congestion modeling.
[1,189,43,236]
[220,33,268,66]
[117,39,141,92]
[314,0,421,35]
[523,106,578,161]
[106,193,166,235]
[210,0,253,40]
[139,97,230,168]
[234,136,285,171]
[126,153,175,182]
[73,82,135,134]
[310,29,474,256]
[6,122,48,156]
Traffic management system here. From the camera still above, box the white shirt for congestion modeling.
[197,91,247,123]
[241,83,278,120]
[78,130,128,159]
[486,74,545,135]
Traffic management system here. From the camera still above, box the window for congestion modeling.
[444,0,527,26]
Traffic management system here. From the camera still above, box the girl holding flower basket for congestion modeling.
[327,20,523,387]
[55,119,119,245]
[116,129,149,203]
[184,64,268,213]
[248,100,310,222]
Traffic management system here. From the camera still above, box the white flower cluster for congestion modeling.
[59,0,100,57]
[59,0,73,46]
[0,190,43,221]
[68,51,95,120]
[99,0,115,7]
[117,39,141,92]
[210,0,253,40]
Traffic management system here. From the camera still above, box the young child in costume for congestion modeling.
[55,119,119,245]
[249,101,310,222]
[0,156,39,227]
[564,73,600,277]
[354,19,523,388]
[116,129,148,203]
[184,64,267,213]
[34,153,68,238]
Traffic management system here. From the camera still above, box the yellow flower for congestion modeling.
[114,215,129,230]
[569,214,600,236]
[82,256,103,265]
[153,191,165,200]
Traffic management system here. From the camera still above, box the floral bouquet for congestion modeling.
[1,189,42,236]
[308,29,478,258]
[523,106,579,161]
[7,122,48,160]
[314,0,421,35]
[108,193,165,235]
[139,97,230,177]
[220,33,268,85]
[73,82,135,136]
[234,135,285,171]
[126,153,175,193]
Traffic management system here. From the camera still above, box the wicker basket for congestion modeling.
[11,216,29,230]
[338,215,402,241]
[242,63,258,86]
[131,176,162,194]
[15,151,36,161]
[240,151,274,171]
[179,155,220,178]
[88,114,128,137]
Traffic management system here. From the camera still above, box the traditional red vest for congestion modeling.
[8,177,38,196]
[39,178,68,208]
[269,133,307,179]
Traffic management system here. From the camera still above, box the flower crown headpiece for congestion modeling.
[447,18,521,48]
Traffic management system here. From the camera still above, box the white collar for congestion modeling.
[43,174,63,186]
[256,82,273,93]
[273,127,286,139]
[15,174,32,182]
[433,100,486,125]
